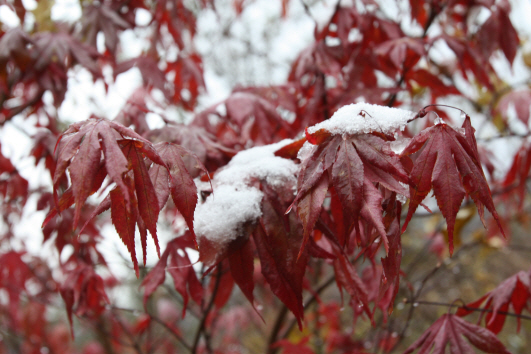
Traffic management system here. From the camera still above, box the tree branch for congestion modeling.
[191,265,222,354]
[404,300,531,321]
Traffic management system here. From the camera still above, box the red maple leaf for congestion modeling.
[79,3,131,55]
[254,194,309,330]
[293,131,408,255]
[115,55,168,96]
[403,314,510,354]
[332,249,372,323]
[60,263,110,335]
[476,4,519,64]
[48,118,188,276]
[0,144,28,203]
[193,91,293,148]
[166,54,205,111]
[154,0,197,50]
[149,142,205,243]
[456,270,531,334]
[52,118,159,228]
[32,32,101,78]
[502,141,531,210]
[141,234,203,317]
[442,35,493,89]
[496,89,531,126]
[148,123,235,176]
[401,116,504,254]
[375,37,425,71]
[406,69,460,101]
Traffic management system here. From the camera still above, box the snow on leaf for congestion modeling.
[401,119,504,255]
[294,107,410,254]
[194,140,299,252]
[195,184,263,246]
[306,102,414,137]
[457,270,531,334]
[403,314,511,354]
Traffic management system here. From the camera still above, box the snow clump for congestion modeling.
[299,103,414,161]
[194,140,299,245]
[306,102,414,136]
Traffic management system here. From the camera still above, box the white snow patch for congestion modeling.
[215,140,299,188]
[297,141,316,161]
[193,185,263,244]
[194,139,299,245]
[307,102,414,136]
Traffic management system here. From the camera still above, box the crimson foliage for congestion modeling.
[1,0,531,353]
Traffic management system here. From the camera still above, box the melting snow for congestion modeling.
[307,102,414,136]
[194,139,299,245]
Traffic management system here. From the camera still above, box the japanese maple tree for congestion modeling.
[2,0,531,353]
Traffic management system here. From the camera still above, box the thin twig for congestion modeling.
[404,300,531,321]
[280,274,337,341]
[112,306,193,351]
[267,305,289,354]
[191,265,222,354]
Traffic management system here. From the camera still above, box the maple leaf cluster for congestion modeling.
[2,0,531,353]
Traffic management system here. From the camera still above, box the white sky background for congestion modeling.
[0,0,531,288]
